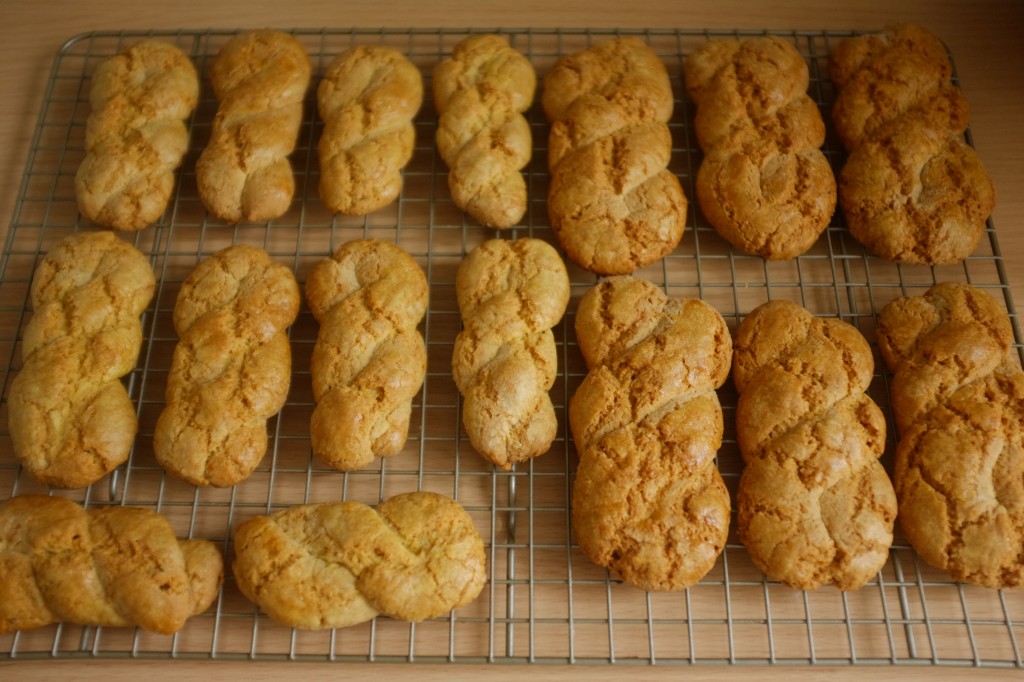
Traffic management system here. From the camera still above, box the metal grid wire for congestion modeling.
[1,27,1022,668]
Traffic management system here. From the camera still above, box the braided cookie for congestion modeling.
[232,492,486,629]
[433,34,536,228]
[7,231,155,489]
[683,37,836,259]
[196,31,311,223]
[0,495,222,634]
[733,300,896,590]
[569,276,731,591]
[75,40,199,231]
[542,37,687,275]
[877,283,1024,588]
[829,24,995,264]
[317,46,423,216]
[154,245,300,487]
[452,238,569,469]
[305,239,428,471]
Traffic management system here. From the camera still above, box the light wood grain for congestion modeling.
[1,1,1022,679]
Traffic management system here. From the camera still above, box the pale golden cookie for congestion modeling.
[0,495,222,634]
[75,40,199,231]
[7,231,155,489]
[232,492,486,629]
[452,238,569,469]
[877,283,1024,588]
[196,31,312,223]
[305,239,428,471]
[433,34,536,228]
[543,37,687,275]
[829,24,995,264]
[684,36,836,259]
[569,276,731,591]
[733,300,896,590]
[153,245,300,487]
[317,45,423,215]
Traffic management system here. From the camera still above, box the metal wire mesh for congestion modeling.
[0,27,1022,668]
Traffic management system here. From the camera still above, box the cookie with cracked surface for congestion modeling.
[452,238,569,469]
[153,245,300,487]
[433,34,535,228]
[683,36,836,259]
[232,492,486,629]
[75,40,199,231]
[317,45,423,216]
[196,31,312,223]
[877,283,1024,588]
[829,23,995,264]
[733,299,896,590]
[7,231,155,489]
[0,495,222,634]
[569,276,732,591]
[543,37,687,275]
[306,239,428,471]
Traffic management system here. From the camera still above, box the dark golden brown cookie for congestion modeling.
[684,36,836,259]
[569,276,731,591]
[830,24,995,264]
[733,299,896,590]
[543,37,687,275]
[877,283,1024,588]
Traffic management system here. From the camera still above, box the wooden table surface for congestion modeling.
[2,1,1022,680]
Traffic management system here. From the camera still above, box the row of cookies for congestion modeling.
[7,231,563,488]
[0,490,487,634]
[74,25,995,274]
[571,277,1024,593]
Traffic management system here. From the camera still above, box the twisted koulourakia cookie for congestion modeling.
[829,24,995,264]
[433,34,536,228]
[196,31,312,223]
[569,276,732,591]
[317,45,423,215]
[684,36,836,259]
[733,300,896,590]
[75,40,199,231]
[877,283,1024,588]
[154,245,300,487]
[232,492,486,629]
[543,37,687,275]
[0,495,222,634]
[452,238,569,469]
[7,231,155,489]
[305,239,428,471]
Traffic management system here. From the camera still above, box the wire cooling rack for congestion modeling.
[1,27,1021,668]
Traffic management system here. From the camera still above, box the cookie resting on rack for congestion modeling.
[75,40,199,231]
[569,276,732,591]
[829,23,995,264]
[232,492,486,629]
[543,37,687,275]
[305,239,429,472]
[7,231,155,489]
[0,495,223,634]
[876,283,1024,588]
[732,299,896,590]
